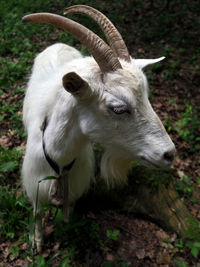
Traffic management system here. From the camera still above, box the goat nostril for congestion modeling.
[164,152,175,161]
[163,151,175,162]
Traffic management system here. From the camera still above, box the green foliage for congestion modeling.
[175,176,194,198]
[55,212,102,261]
[175,238,200,260]
[175,239,184,249]
[9,245,21,258]
[106,229,120,241]
[104,262,113,267]
[164,118,174,132]
[0,94,25,136]
[173,216,200,263]
[144,168,173,189]
[0,161,18,172]
[195,177,200,185]
[0,186,30,239]
[0,0,75,93]
[28,251,71,267]
[139,1,199,49]
[186,241,200,258]
[163,59,181,81]
[176,104,200,151]
[0,147,24,176]
[173,258,188,267]
[58,256,72,267]
[39,176,57,183]
[117,260,131,267]
[164,103,200,152]
[185,215,200,241]
[169,98,177,104]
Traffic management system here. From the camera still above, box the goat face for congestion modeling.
[23,8,176,169]
[63,60,176,170]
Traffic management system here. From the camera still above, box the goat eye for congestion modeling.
[110,106,130,115]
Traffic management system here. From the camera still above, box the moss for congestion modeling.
[185,215,200,241]
[129,163,173,191]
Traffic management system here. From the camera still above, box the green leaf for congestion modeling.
[175,239,184,249]
[0,161,18,171]
[0,115,4,121]
[191,247,199,258]
[47,251,66,264]
[106,229,120,241]
[38,176,57,183]
[173,258,188,267]
[104,262,113,267]
[6,232,15,238]
[36,255,47,267]
[195,178,200,184]
[186,241,200,258]
[59,256,71,267]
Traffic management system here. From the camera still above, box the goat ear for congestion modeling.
[134,57,165,69]
[62,72,88,95]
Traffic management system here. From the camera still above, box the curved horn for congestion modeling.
[64,5,130,62]
[22,13,122,73]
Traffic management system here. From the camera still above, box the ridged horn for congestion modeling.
[22,13,122,73]
[64,5,131,62]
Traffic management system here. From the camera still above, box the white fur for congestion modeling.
[22,43,175,250]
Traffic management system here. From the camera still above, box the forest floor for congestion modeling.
[0,0,199,266]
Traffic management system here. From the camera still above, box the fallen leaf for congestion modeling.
[3,247,9,259]
[136,248,145,259]
[106,253,115,262]
[45,224,55,236]
[156,252,172,264]
[156,230,169,240]
[53,242,60,252]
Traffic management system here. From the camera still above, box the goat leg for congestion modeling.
[61,169,70,222]
[32,209,44,253]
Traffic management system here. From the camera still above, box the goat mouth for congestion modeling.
[139,156,161,169]
[140,156,173,169]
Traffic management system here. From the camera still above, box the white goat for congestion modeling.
[22,5,176,251]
